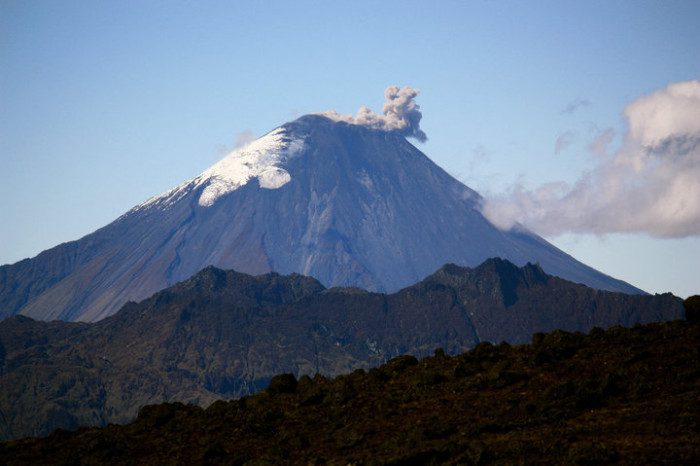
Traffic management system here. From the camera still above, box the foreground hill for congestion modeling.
[0,259,682,440]
[2,316,698,465]
[0,114,640,323]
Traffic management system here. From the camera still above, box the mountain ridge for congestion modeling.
[0,259,681,440]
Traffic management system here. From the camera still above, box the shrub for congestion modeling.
[684,295,700,322]
[267,373,298,395]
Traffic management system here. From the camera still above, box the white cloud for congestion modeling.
[481,80,700,238]
[234,129,256,149]
[588,128,615,160]
[626,80,700,147]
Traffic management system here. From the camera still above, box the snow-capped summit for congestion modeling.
[0,114,642,322]
[137,127,305,211]
[197,127,304,206]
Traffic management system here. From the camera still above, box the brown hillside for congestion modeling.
[2,316,698,465]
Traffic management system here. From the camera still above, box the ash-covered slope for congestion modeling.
[0,259,682,440]
[1,115,641,322]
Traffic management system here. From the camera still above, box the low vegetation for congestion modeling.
[1,297,698,465]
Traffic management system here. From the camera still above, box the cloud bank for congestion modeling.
[321,86,427,142]
[481,80,700,238]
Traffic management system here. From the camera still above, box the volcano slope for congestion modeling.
[2,312,698,465]
[0,114,642,323]
[0,259,683,441]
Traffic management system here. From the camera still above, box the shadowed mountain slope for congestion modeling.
[0,259,681,440]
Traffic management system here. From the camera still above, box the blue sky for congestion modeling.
[1,0,699,297]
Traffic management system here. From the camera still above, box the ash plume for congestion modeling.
[321,86,427,142]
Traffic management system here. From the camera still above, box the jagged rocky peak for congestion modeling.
[476,258,549,287]
[427,259,548,287]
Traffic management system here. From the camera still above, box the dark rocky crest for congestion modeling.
[0,260,682,440]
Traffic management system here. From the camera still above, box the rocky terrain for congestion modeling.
[0,259,682,440]
[1,302,698,465]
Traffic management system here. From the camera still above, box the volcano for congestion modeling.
[0,114,641,322]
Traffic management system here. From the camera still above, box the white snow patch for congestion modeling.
[258,167,292,189]
[197,128,304,207]
[133,127,304,211]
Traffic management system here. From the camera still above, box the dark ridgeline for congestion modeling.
[0,259,682,440]
[0,114,641,323]
[2,316,698,465]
